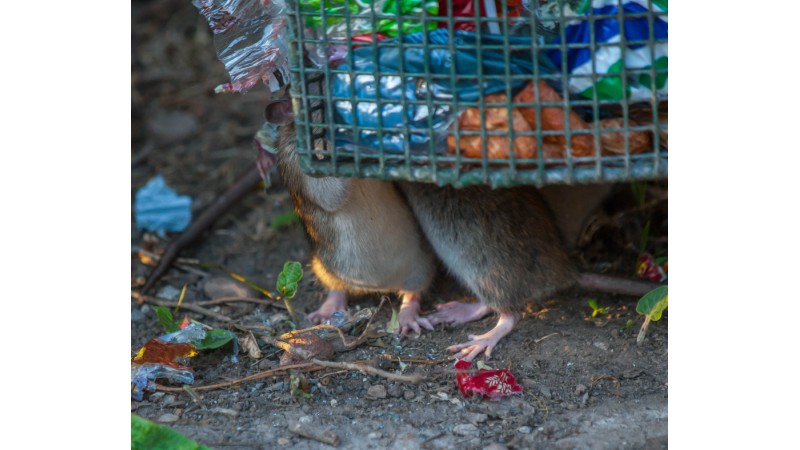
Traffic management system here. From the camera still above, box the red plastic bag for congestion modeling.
[455,359,523,399]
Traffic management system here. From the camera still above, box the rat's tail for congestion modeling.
[577,273,664,297]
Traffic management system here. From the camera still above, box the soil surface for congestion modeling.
[132,2,668,449]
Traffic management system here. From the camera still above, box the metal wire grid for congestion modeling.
[286,0,668,188]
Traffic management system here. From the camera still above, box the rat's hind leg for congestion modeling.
[446,311,519,361]
[307,290,347,324]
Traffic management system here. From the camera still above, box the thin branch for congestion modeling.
[309,359,425,383]
[134,292,234,323]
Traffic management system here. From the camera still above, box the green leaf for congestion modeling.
[386,308,400,334]
[621,319,634,332]
[270,211,299,230]
[276,261,303,299]
[154,306,178,333]
[131,414,210,450]
[476,360,493,371]
[636,286,668,321]
[587,298,608,318]
[195,329,236,350]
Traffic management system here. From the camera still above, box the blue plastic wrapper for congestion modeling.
[332,28,556,153]
[135,175,192,237]
[131,363,195,401]
[544,0,668,102]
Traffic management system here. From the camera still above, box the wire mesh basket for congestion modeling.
[285,0,667,188]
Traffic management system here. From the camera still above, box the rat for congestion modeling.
[259,97,437,336]
[259,95,660,360]
[397,182,577,360]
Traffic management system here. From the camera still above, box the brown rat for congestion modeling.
[397,182,576,360]
[260,100,436,335]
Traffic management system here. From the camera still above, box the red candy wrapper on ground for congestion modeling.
[179,316,191,330]
[637,253,667,283]
[455,359,523,399]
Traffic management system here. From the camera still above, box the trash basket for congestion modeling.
[285,0,667,188]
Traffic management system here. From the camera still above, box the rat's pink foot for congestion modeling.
[428,301,491,326]
[307,290,347,324]
[447,311,519,361]
[398,291,433,336]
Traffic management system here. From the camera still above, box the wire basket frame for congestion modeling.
[286,0,667,188]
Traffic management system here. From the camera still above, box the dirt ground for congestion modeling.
[131,2,668,448]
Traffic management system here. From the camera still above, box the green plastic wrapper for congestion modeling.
[299,0,437,38]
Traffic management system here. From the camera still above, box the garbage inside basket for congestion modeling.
[196,0,668,185]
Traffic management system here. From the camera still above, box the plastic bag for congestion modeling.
[331,28,557,153]
[193,0,290,93]
[544,0,668,102]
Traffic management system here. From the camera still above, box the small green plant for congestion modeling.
[620,319,634,333]
[270,211,299,230]
[277,261,303,324]
[635,285,668,346]
[587,298,609,318]
[132,414,209,450]
[154,306,181,333]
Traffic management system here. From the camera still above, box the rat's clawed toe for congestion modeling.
[446,311,520,360]
[399,313,433,337]
[448,340,496,361]
[398,291,433,337]
[307,290,347,324]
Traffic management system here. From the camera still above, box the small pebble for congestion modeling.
[403,390,416,400]
[202,276,254,299]
[156,285,182,301]
[148,392,165,402]
[387,384,403,398]
[131,306,145,322]
[483,444,509,450]
[465,412,488,424]
[367,432,382,439]
[574,384,588,396]
[367,385,387,399]
[147,109,200,144]
[517,426,532,434]
[258,359,276,371]
[276,437,290,446]
[538,385,552,399]
[298,415,313,424]
[593,341,609,351]
[157,413,179,423]
[270,312,291,325]
[453,423,480,437]
[161,394,176,405]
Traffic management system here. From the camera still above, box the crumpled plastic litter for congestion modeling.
[331,28,557,153]
[131,323,206,401]
[636,252,667,283]
[193,0,290,93]
[544,0,668,102]
[134,175,192,237]
[454,359,523,399]
[131,364,195,402]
